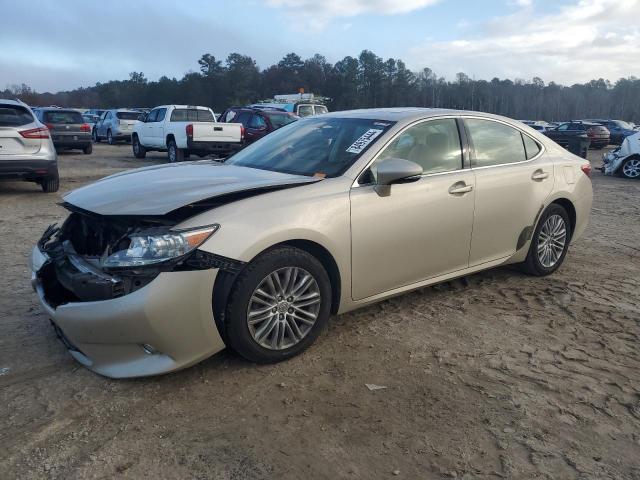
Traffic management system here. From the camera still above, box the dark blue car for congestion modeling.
[583,119,635,145]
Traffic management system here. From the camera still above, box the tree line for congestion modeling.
[4,50,640,122]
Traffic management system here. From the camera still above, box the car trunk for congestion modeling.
[0,126,42,155]
[115,112,140,133]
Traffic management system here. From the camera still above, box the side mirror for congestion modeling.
[374,158,423,196]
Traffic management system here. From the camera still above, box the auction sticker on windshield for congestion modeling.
[346,129,384,154]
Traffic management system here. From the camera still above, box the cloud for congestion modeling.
[266,0,440,30]
[407,0,640,84]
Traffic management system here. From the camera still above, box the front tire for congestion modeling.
[92,129,99,142]
[621,157,640,179]
[224,247,332,363]
[167,140,184,162]
[132,135,146,158]
[107,129,114,145]
[521,204,571,276]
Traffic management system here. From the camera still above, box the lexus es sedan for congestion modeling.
[31,108,593,378]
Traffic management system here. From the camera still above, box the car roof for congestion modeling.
[0,98,27,106]
[323,107,510,123]
[154,105,211,110]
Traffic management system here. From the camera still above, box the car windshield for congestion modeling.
[0,105,33,126]
[226,117,395,177]
[116,111,140,120]
[44,111,83,124]
[266,113,298,129]
[170,109,215,122]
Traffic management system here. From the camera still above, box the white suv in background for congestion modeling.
[0,99,59,192]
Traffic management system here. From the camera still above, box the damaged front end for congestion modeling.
[35,204,242,309]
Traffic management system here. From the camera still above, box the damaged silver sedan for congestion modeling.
[31,109,592,378]
[602,131,640,179]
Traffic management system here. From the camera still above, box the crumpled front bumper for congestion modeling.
[30,246,226,378]
[602,152,623,175]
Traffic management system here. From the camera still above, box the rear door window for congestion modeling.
[44,111,84,124]
[466,118,527,167]
[248,114,267,129]
[0,105,34,126]
[236,112,252,127]
[314,105,328,115]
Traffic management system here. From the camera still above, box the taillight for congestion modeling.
[186,124,193,138]
[80,123,90,132]
[45,123,55,131]
[240,125,245,141]
[19,126,50,139]
[587,129,594,137]
[581,163,592,178]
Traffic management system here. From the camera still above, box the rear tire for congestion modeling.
[167,140,184,162]
[83,144,92,154]
[521,204,571,276]
[224,247,332,363]
[107,129,114,145]
[132,135,146,158]
[41,175,59,193]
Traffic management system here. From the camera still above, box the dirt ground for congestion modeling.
[0,143,639,479]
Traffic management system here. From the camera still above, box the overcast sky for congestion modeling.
[2,0,639,92]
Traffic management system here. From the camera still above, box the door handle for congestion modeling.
[448,183,473,195]
[531,170,549,181]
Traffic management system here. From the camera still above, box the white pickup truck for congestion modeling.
[131,105,243,161]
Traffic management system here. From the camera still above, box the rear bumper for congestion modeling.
[186,139,243,156]
[52,136,92,148]
[0,159,58,180]
[31,246,226,378]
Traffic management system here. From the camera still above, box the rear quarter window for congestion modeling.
[0,105,34,127]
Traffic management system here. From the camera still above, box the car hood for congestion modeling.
[63,161,320,216]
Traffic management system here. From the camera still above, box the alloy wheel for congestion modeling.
[537,214,567,268]
[622,159,640,178]
[247,267,321,350]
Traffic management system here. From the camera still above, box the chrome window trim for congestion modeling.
[461,115,546,170]
[351,115,467,188]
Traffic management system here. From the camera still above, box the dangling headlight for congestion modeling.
[103,225,219,268]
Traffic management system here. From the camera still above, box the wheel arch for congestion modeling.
[550,197,576,239]
[166,133,175,146]
[212,238,342,335]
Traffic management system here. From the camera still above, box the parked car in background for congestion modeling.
[249,93,329,117]
[31,108,592,378]
[84,108,105,118]
[602,131,640,179]
[0,99,59,192]
[219,107,298,144]
[82,113,100,131]
[583,119,635,145]
[132,105,243,161]
[33,107,92,154]
[545,121,610,154]
[93,109,140,144]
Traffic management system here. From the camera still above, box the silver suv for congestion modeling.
[0,99,58,192]
[93,109,141,144]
